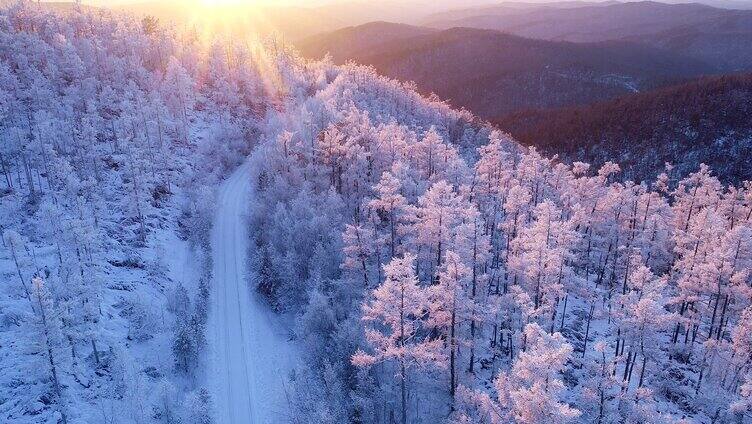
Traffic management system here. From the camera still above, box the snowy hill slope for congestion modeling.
[1,4,751,424]
[246,37,752,424]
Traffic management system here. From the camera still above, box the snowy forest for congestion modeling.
[0,3,751,424]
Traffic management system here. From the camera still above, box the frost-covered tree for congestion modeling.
[27,276,69,422]
[453,324,579,424]
[342,223,377,288]
[352,254,444,424]
[367,171,409,260]
[427,250,473,398]
[494,324,580,423]
[509,201,579,327]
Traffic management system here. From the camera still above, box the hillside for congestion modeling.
[298,21,437,61]
[422,1,752,71]
[0,4,277,422]
[298,23,717,117]
[626,18,752,71]
[422,1,752,42]
[495,73,752,183]
[420,0,617,25]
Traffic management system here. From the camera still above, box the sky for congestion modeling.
[36,0,752,11]
[69,0,334,5]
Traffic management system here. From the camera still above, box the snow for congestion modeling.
[208,160,299,424]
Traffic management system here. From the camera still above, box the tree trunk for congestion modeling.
[672,301,687,344]
[0,150,12,188]
[638,355,648,388]
[622,350,633,383]
[582,301,595,358]
[400,359,406,424]
[399,282,407,424]
[708,292,720,339]
[715,295,729,340]
[92,338,100,364]
[450,311,456,398]
[9,243,32,304]
[559,293,568,331]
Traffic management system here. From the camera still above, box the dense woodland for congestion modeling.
[495,73,752,184]
[0,3,272,422]
[0,3,751,424]
[249,66,752,423]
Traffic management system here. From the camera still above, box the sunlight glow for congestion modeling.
[169,0,288,99]
[198,0,261,6]
[178,0,279,43]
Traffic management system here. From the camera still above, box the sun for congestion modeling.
[197,0,264,6]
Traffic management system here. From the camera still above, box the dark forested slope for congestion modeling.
[495,73,752,183]
[298,23,716,118]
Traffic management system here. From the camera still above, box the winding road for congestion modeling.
[208,161,298,424]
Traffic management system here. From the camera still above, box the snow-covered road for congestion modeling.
[208,162,298,424]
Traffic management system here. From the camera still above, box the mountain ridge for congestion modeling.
[420,0,752,70]
[297,22,719,117]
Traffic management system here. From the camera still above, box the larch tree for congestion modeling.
[3,229,32,303]
[342,223,377,289]
[367,171,409,260]
[456,323,579,424]
[509,200,578,328]
[352,253,445,424]
[427,250,473,400]
[162,56,194,144]
[409,180,466,280]
[496,323,580,424]
[614,262,673,391]
[28,276,69,423]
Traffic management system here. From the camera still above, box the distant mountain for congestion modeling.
[676,0,752,9]
[625,16,752,71]
[422,1,747,42]
[422,1,752,71]
[495,73,752,183]
[300,0,496,26]
[298,22,438,62]
[421,1,616,25]
[297,23,717,117]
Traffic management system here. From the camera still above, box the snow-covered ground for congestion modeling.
[208,161,299,424]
